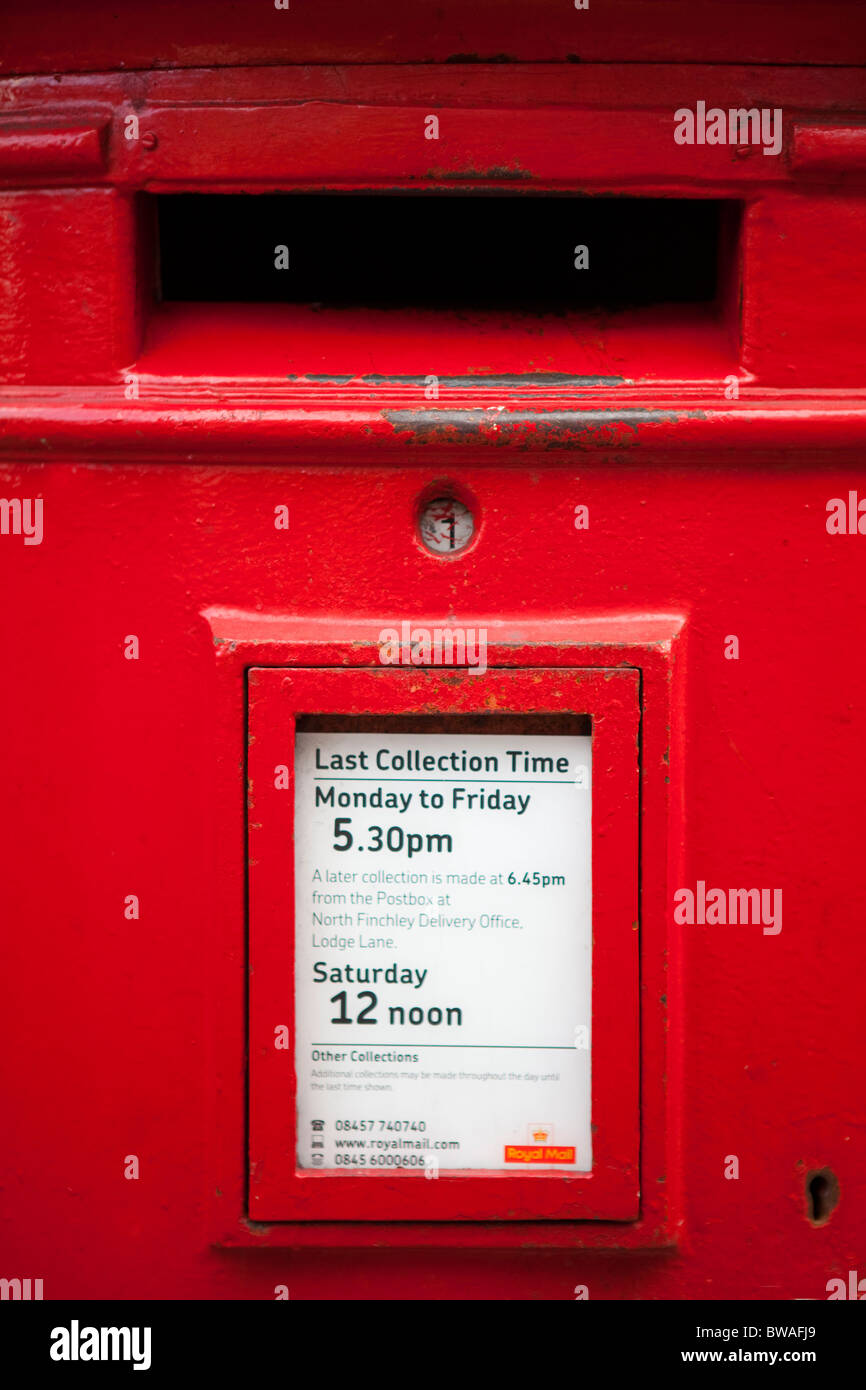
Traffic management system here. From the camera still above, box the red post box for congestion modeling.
[1,0,865,1307]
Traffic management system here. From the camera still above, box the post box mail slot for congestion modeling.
[158,193,724,313]
[248,666,639,1222]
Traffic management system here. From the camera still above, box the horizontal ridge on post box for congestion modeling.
[0,118,108,176]
[791,124,866,173]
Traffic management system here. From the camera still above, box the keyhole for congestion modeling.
[419,496,474,555]
[806,1168,839,1225]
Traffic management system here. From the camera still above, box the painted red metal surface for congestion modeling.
[2,1,865,73]
[1,64,865,390]
[1,10,865,1300]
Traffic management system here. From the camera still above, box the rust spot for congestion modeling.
[240,1216,273,1236]
[439,165,532,181]
[443,53,515,63]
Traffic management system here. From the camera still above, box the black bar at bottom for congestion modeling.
[0,1298,857,1377]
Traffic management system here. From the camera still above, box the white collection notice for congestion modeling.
[294,730,592,1173]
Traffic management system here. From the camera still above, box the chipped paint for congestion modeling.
[383,408,704,447]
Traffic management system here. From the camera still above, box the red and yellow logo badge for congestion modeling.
[505,1145,576,1164]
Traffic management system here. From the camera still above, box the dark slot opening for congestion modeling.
[297,715,592,735]
[156,194,723,312]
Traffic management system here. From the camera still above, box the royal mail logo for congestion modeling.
[505,1145,576,1164]
[528,1122,553,1144]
